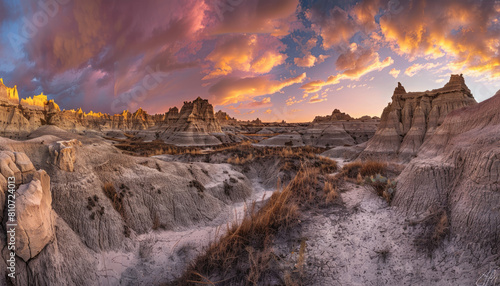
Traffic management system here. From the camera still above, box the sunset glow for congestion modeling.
[1,0,499,122]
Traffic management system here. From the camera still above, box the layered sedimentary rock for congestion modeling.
[215,110,238,126]
[0,78,19,106]
[20,93,60,112]
[16,170,55,261]
[360,74,477,161]
[313,109,354,122]
[393,90,500,248]
[49,108,163,131]
[164,107,180,124]
[48,139,82,172]
[0,151,54,261]
[162,97,227,145]
[166,97,221,133]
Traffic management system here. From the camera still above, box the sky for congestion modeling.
[0,0,499,122]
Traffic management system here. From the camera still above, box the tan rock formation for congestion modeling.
[215,110,238,126]
[0,79,19,106]
[167,97,221,133]
[162,97,225,145]
[313,109,354,122]
[360,74,477,161]
[48,139,82,172]
[16,170,55,261]
[393,89,500,248]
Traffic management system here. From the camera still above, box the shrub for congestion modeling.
[189,180,205,194]
[341,162,363,179]
[359,161,387,177]
[366,174,396,203]
[102,182,126,219]
[342,160,388,179]
[319,157,338,174]
[324,181,338,203]
[413,209,449,255]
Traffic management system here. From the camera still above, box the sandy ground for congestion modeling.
[296,158,496,286]
[95,179,275,285]
[95,156,498,285]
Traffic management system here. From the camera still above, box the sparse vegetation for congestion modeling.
[102,182,126,219]
[365,174,396,203]
[189,180,205,194]
[412,209,450,255]
[340,161,395,203]
[341,160,387,179]
[173,156,341,285]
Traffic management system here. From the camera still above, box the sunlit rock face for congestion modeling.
[313,109,354,123]
[167,97,222,133]
[0,151,53,262]
[49,139,82,172]
[394,90,500,248]
[0,79,19,106]
[161,97,225,145]
[16,170,54,262]
[216,110,239,127]
[360,74,477,162]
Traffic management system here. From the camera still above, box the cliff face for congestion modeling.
[313,109,354,123]
[360,74,477,161]
[215,110,238,126]
[393,90,500,249]
[161,97,225,145]
[0,78,19,106]
[167,97,221,133]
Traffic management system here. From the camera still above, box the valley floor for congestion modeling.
[298,182,488,286]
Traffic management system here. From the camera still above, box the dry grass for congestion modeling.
[413,209,450,255]
[324,181,339,203]
[359,160,388,177]
[173,157,339,285]
[102,182,126,219]
[341,160,387,179]
[341,162,363,179]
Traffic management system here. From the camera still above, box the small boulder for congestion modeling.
[16,170,54,261]
[49,139,82,172]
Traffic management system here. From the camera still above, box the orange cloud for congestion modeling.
[203,35,286,79]
[336,44,394,78]
[389,68,400,78]
[286,96,304,106]
[307,6,357,49]
[294,54,329,68]
[301,45,393,93]
[309,97,327,104]
[380,0,500,78]
[211,0,299,36]
[405,63,441,77]
[209,73,306,105]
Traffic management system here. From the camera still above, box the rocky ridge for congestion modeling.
[360,74,477,161]
[393,89,500,249]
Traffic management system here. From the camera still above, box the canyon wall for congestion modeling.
[360,74,477,161]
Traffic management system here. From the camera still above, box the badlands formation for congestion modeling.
[0,74,498,285]
[360,74,477,161]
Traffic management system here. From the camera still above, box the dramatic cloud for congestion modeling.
[389,68,400,78]
[336,44,393,78]
[210,0,299,36]
[309,94,327,103]
[380,0,500,77]
[405,63,441,77]
[294,54,329,68]
[307,6,357,49]
[1,0,499,122]
[301,44,393,93]
[209,73,306,105]
[203,34,287,79]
